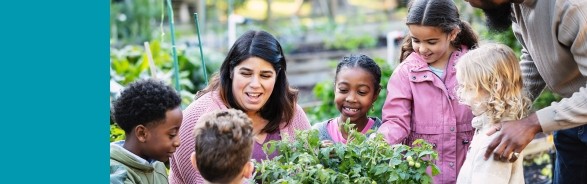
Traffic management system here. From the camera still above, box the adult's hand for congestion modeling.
[484,113,542,162]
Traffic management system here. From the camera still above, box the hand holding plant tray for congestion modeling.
[256,118,440,183]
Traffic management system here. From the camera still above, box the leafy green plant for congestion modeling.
[255,119,439,183]
[110,124,126,142]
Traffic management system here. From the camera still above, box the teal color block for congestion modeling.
[0,1,109,183]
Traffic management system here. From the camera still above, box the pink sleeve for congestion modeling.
[169,93,222,184]
[378,65,413,145]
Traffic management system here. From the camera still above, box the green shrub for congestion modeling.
[110,124,126,142]
[255,119,439,183]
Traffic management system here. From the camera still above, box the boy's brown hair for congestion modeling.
[193,109,254,183]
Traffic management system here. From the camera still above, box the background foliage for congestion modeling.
[109,40,223,142]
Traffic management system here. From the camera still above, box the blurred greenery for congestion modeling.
[110,0,163,45]
[109,40,222,142]
[324,31,378,51]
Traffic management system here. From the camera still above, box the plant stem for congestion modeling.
[193,13,208,85]
[165,0,181,92]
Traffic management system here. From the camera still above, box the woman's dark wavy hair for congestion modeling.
[198,30,297,134]
[400,0,479,62]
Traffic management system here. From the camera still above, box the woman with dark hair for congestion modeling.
[169,30,311,184]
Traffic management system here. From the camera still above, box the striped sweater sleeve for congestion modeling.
[536,1,587,133]
[169,92,222,184]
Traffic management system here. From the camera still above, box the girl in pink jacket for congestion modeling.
[377,0,479,183]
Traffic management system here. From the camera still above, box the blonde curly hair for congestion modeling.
[455,43,532,124]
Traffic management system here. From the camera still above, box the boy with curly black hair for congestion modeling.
[190,109,255,184]
[110,79,182,184]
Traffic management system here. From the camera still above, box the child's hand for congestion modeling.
[320,140,337,158]
[320,140,334,148]
[368,133,377,140]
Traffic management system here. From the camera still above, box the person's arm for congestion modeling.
[377,65,413,145]
[485,2,587,161]
[535,2,587,132]
[518,48,546,101]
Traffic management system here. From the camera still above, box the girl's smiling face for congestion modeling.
[408,25,458,68]
[334,67,379,124]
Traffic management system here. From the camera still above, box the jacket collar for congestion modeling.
[110,141,156,171]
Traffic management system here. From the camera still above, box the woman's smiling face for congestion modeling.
[231,57,276,115]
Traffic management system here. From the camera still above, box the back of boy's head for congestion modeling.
[193,109,254,183]
[112,79,181,133]
[335,54,382,92]
[400,0,479,62]
[456,43,531,122]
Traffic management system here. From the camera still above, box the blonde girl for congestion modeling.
[455,43,532,184]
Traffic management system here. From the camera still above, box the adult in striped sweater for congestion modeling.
[465,0,587,183]
[169,30,311,184]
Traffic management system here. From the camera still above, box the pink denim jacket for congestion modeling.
[378,45,474,184]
